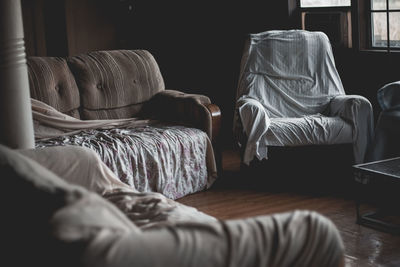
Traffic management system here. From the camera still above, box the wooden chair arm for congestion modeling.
[205,103,221,144]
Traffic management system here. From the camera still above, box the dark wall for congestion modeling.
[334,49,400,122]
[118,0,292,147]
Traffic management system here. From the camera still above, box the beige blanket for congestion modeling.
[20,146,216,226]
[32,98,158,140]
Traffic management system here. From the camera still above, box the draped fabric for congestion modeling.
[77,209,344,267]
[236,30,345,118]
[32,99,217,199]
[18,145,216,226]
[36,127,215,200]
[234,30,374,164]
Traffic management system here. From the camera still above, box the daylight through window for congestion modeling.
[370,0,400,49]
[300,0,351,8]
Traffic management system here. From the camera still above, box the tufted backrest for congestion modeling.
[27,57,81,118]
[67,50,165,120]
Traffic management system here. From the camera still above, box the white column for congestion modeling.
[0,0,35,149]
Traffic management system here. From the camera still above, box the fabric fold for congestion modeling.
[328,95,374,163]
[77,210,344,267]
[32,99,217,199]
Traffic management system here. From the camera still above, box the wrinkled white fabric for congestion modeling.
[20,146,132,195]
[238,98,271,163]
[235,30,373,164]
[328,95,374,164]
[19,146,217,226]
[236,30,345,118]
[76,210,344,267]
[31,99,218,199]
[31,98,157,140]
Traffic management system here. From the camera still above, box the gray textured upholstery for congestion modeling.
[67,50,165,119]
[27,49,215,140]
[27,57,81,118]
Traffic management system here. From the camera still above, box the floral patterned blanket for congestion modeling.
[36,126,216,199]
[31,99,217,200]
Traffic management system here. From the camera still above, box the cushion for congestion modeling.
[67,50,165,119]
[27,57,81,118]
[265,115,353,146]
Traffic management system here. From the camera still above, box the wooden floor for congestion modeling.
[178,150,400,267]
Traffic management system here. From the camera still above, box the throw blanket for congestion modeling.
[32,99,217,199]
[19,145,216,227]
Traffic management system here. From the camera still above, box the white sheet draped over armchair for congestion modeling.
[234,30,374,165]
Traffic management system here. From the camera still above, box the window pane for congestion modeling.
[389,0,400,9]
[300,0,351,7]
[372,12,388,47]
[371,0,387,10]
[389,12,400,47]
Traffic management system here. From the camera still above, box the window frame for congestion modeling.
[297,0,400,53]
[368,0,400,51]
[298,0,353,48]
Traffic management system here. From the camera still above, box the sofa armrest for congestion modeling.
[204,103,221,144]
[142,90,221,143]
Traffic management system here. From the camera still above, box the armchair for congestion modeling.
[234,30,374,166]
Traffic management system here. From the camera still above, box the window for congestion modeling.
[299,0,352,48]
[369,0,400,49]
[300,0,351,8]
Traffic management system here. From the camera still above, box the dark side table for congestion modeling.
[353,157,400,234]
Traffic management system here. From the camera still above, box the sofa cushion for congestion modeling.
[68,50,165,120]
[27,57,81,118]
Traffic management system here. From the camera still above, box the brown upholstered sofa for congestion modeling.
[27,49,221,199]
